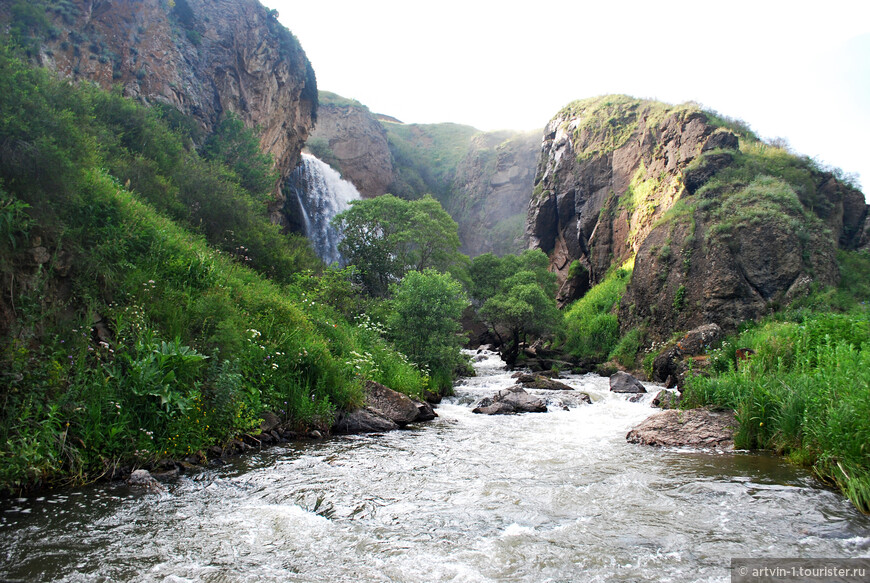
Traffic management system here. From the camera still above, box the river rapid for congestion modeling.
[2,350,868,582]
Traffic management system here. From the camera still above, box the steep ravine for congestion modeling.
[305,91,541,257]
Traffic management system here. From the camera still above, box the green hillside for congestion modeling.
[0,46,428,491]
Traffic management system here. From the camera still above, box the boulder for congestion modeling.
[364,380,419,427]
[653,345,685,385]
[626,409,736,449]
[332,408,398,434]
[651,390,681,409]
[472,386,548,415]
[676,323,722,355]
[126,469,166,493]
[515,373,574,391]
[413,399,438,422]
[259,411,281,433]
[609,371,646,393]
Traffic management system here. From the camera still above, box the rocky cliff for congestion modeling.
[303,91,542,256]
[306,91,392,198]
[526,95,868,338]
[450,131,539,256]
[2,0,317,186]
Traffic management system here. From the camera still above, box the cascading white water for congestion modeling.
[285,153,361,265]
[2,350,868,582]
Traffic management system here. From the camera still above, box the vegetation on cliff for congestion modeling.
[0,47,426,492]
[682,278,870,511]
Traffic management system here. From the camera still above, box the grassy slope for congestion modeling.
[382,120,480,203]
[0,47,427,492]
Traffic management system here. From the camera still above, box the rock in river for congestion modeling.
[514,373,574,391]
[126,469,167,493]
[332,381,433,434]
[473,386,548,415]
[609,371,647,393]
[626,409,736,450]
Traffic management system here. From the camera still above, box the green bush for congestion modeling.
[562,259,634,362]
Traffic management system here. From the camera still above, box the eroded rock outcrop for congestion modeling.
[14,0,317,187]
[450,131,540,256]
[526,95,868,339]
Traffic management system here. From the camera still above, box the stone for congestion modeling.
[701,128,740,152]
[626,409,736,450]
[472,386,547,415]
[652,390,680,409]
[413,399,437,422]
[331,408,398,434]
[260,411,281,433]
[515,373,574,391]
[676,323,722,355]
[126,469,166,493]
[609,371,646,393]
[365,380,420,427]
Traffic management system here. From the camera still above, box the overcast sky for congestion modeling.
[265,0,869,197]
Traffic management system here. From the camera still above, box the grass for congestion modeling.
[682,311,870,512]
[0,46,428,492]
[681,249,870,512]
[561,258,634,362]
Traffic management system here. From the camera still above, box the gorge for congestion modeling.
[0,1,869,580]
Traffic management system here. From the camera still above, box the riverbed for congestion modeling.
[1,350,868,582]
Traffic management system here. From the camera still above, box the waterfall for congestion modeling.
[285,153,361,265]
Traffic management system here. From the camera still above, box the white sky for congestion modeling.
[266,0,870,198]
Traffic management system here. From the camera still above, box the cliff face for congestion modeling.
[450,131,539,256]
[306,92,392,197]
[304,91,542,256]
[8,0,316,183]
[526,95,868,339]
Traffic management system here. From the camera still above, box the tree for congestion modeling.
[472,250,560,366]
[333,194,461,297]
[388,269,469,382]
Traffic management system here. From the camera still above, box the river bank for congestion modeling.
[2,350,868,582]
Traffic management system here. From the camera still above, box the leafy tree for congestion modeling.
[471,250,560,365]
[470,249,554,305]
[388,269,469,381]
[333,194,461,297]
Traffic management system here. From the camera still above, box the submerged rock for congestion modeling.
[514,373,574,391]
[626,409,736,450]
[609,371,647,393]
[472,386,547,415]
[126,469,167,493]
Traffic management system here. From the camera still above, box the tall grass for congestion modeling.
[683,312,870,512]
[0,46,427,492]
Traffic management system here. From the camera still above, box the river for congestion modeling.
[1,350,868,582]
